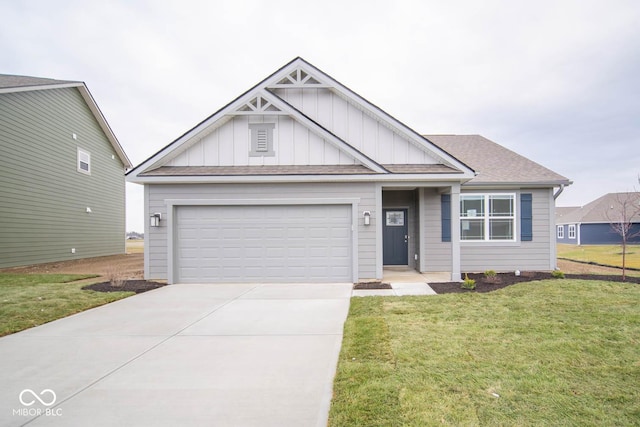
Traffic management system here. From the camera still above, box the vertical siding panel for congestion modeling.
[332,93,348,142]
[347,103,363,151]
[278,116,294,164]
[203,129,219,166]
[377,123,393,160]
[293,122,309,164]
[233,116,248,165]
[217,118,234,165]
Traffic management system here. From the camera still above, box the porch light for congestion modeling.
[363,211,371,226]
[150,213,162,227]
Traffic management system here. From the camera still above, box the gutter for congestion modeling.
[553,184,565,200]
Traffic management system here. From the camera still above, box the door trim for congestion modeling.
[382,208,409,266]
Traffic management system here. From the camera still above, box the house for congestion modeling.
[0,74,132,268]
[127,58,571,284]
[556,192,640,245]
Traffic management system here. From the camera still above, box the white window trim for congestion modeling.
[460,193,517,242]
[557,225,564,239]
[568,224,576,239]
[77,148,91,175]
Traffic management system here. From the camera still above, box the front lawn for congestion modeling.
[558,244,640,270]
[0,274,134,336]
[329,280,640,426]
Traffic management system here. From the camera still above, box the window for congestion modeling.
[460,194,515,241]
[568,224,576,239]
[77,148,91,174]
[249,123,275,156]
[557,225,564,239]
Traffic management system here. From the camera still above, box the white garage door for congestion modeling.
[175,204,352,283]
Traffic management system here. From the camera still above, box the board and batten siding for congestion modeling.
[0,87,126,268]
[167,115,358,167]
[271,87,439,165]
[146,182,377,281]
[421,188,556,273]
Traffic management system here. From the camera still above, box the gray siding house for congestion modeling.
[127,58,571,284]
[0,74,131,268]
[556,193,640,245]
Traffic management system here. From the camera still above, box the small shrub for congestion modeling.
[484,270,497,278]
[105,266,125,288]
[551,270,565,279]
[484,270,501,284]
[461,273,476,290]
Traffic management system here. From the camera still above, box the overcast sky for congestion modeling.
[2,0,639,232]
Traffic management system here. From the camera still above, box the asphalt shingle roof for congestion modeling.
[556,192,640,224]
[425,134,571,185]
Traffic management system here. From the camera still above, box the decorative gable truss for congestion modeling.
[236,95,283,114]
[127,58,475,182]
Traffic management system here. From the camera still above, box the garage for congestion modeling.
[175,204,353,283]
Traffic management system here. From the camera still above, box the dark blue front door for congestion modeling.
[383,209,408,265]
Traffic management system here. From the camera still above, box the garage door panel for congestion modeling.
[176,205,352,283]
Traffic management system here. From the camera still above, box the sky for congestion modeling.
[1,0,639,232]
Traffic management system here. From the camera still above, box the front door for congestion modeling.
[383,209,408,265]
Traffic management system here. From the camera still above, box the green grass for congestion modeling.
[329,280,640,426]
[558,244,640,270]
[0,274,134,336]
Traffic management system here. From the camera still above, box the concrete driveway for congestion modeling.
[0,283,352,426]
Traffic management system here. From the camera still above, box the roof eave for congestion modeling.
[126,172,473,185]
[462,179,573,188]
[0,82,82,94]
[76,85,132,169]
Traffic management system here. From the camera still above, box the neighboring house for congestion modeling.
[556,192,640,245]
[0,74,132,268]
[127,58,571,284]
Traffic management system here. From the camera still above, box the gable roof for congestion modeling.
[427,134,571,186]
[556,192,640,224]
[127,57,475,183]
[0,74,131,169]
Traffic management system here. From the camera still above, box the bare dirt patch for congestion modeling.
[0,253,144,280]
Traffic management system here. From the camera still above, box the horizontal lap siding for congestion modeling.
[147,182,377,281]
[422,189,452,271]
[421,188,555,272]
[0,88,126,268]
[460,189,554,272]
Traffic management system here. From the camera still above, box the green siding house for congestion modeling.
[0,74,131,268]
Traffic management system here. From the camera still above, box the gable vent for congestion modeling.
[256,129,268,152]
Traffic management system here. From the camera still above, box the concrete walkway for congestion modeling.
[352,268,446,297]
[0,283,352,427]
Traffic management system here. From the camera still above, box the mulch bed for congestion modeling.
[430,272,640,294]
[82,280,168,294]
[353,281,393,290]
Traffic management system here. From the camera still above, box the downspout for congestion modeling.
[553,184,565,200]
[577,222,582,246]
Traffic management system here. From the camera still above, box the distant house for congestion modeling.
[127,57,571,284]
[556,192,640,245]
[0,74,132,268]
